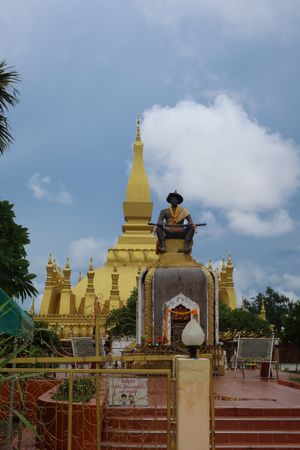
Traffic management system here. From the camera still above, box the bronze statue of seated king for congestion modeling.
[155,191,195,254]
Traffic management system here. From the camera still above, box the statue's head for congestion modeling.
[166,191,183,206]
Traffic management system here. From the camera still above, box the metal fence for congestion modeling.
[0,356,177,450]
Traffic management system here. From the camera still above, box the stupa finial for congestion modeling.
[259,298,266,321]
[89,257,94,272]
[136,113,141,141]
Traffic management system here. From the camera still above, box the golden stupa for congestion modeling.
[36,117,237,338]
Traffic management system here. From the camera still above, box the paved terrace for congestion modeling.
[214,369,300,408]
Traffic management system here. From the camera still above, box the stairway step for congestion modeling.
[102,428,168,444]
[101,443,167,449]
[216,407,300,418]
[104,415,168,430]
[216,445,300,450]
[216,417,300,431]
[104,407,167,417]
[216,430,300,445]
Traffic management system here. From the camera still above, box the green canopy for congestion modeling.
[0,288,34,340]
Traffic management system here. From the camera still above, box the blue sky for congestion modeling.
[1,0,300,309]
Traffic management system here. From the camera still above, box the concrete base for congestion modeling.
[176,358,210,450]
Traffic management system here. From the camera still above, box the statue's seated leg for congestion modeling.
[183,227,195,254]
[183,240,193,254]
[156,226,167,253]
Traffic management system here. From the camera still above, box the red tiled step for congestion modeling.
[216,417,300,431]
[104,415,168,430]
[102,428,168,444]
[216,446,300,450]
[104,406,168,417]
[216,407,300,417]
[101,444,167,450]
[215,430,300,445]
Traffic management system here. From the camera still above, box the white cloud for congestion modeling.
[227,209,293,237]
[233,261,300,303]
[135,0,300,39]
[69,236,108,270]
[142,96,300,237]
[27,173,72,205]
[197,210,225,239]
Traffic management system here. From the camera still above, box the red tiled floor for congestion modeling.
[214,369,300,408]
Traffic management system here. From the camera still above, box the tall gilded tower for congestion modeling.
[37,118,158,337]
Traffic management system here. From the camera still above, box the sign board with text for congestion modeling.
[108,377,148,407]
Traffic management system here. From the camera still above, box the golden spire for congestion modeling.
[226,254,234,288]
[123,117,152,208]
[259,299,266,321]
[208,259,213,270]
[86,258,95,295]
[29,297,35,316]
[78,272,82,282]
[45,254,55,288]
[136,113,141,141]
[219,258,227,289]
[62,257,71,290]
[114,116,157,252]
[109,262,121,309]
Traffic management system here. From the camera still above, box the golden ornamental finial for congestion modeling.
[208,258,213,270]
[222,258,226,270]
[53,259,57,270]
[48,254,53,265]
[29,296,35,316]
[227,254,233,266]
[89,257,94,271]
[259,298,266,321]
[113,261,118,272]
[78,272,82,282]
[65,257,70,269]
[136,113,141,141]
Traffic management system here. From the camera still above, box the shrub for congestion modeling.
[53,377,96,403]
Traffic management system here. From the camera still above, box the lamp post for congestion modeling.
[182,316,205,358]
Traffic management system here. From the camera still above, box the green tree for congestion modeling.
[244,287,293,332]
[219,303,271,342]
[0,200,38,300]
[105,288,137,339]
[280,301,300,346]
[0,60,20,155]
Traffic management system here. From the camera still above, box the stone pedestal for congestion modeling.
[165,239,185,253]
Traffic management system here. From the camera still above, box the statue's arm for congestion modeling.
[157,209,167,225]
[186,214,194,225]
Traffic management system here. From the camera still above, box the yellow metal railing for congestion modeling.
[0,364,175,449]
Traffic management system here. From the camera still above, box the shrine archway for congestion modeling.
[163,293,200,345]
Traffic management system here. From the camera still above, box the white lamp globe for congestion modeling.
[182,317,205,346]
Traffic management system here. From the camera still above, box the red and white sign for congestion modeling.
[108,377,148,406]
